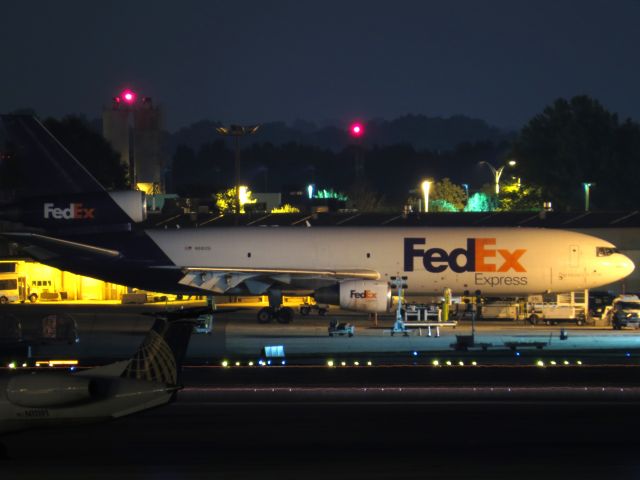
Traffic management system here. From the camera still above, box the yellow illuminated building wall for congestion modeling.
[0,260,128,301]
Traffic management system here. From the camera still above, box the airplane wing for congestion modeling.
[157,266,381,294]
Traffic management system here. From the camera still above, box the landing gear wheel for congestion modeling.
[300,306,310,316]
[257,307,274,324]
[276,307,294,324]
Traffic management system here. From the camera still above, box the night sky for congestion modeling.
[2,0,639,131]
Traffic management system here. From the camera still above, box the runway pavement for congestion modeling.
[3,384,640,480]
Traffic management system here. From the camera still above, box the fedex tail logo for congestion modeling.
[44,203,95,220]
[404,238,526,273]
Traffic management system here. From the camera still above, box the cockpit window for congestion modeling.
[596,247,619,257]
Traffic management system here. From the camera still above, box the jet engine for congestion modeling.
[314,280,391,313]
[6,375,94,408]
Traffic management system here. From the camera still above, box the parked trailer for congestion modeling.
[479,302,521,321]
[526,290,589,326]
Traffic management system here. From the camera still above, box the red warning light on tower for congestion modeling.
[120,89,137,104]
[350,122,364,137]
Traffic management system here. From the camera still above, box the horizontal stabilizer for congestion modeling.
[2,232,121,258]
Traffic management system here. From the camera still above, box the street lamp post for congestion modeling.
[349,122,365,183]
[583,182,594,211]
[480,160,516,195]
[216,124,260,215]
[421,180,432,213]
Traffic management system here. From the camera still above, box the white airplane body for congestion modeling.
[150,226,633,300]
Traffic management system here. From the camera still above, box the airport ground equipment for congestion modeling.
[402,303,456,336]
[504,341,547,350]
[404,321,457,337]
[328,319,355,337]
[589,291,616,319]
[404,303,441,322]
[604,295,640,329]
[299,302,329,316]
[527,290,588,326]
[480,301,521,321]
[390,276,409,336]
[527,305,587,326]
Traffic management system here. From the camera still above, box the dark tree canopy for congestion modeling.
[512,96,640,210]
[44,116,128,190]
[171,141,232,197]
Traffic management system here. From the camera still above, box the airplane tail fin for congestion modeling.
[0,115,147,228]
[120,314,196,386]
[1,115,106,199]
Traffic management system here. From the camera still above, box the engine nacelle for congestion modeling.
[6,375,93,408]
[108,190,147,223]
[314,280,391,313]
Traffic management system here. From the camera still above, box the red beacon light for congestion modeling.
[120,89,137,104]
[350,123,364,137]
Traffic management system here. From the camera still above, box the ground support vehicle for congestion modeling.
[527,305,586,326]
[300,302,329,316]
[526,290,588,326]
[479,301,520,321]
[328,319,354,337]
[604,295,640,330]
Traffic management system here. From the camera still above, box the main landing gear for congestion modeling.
[257,289,294,324]
[257,306,294,324]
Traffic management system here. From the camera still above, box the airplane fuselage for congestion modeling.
[143,226,633,296]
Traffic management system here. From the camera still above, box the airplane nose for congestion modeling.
[614,253,635,279]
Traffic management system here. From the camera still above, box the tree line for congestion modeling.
[3,95,640,212]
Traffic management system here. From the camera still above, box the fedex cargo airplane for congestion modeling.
[0,116,634,322]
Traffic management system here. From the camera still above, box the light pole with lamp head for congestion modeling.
[583,182,594,211]
[480,160,516,195]
[216,124,260,215]
[421,180,432,212]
